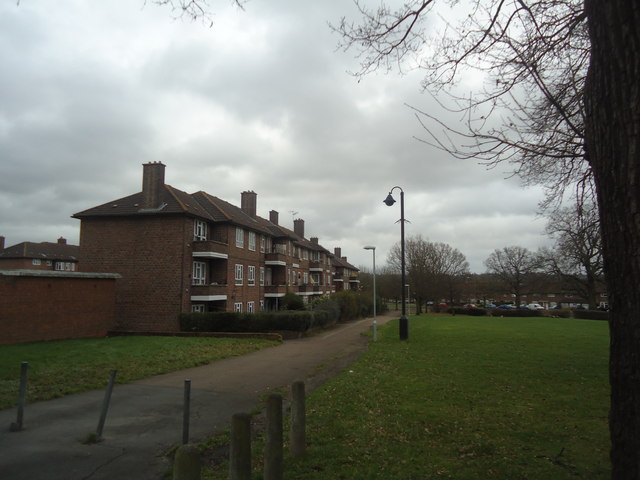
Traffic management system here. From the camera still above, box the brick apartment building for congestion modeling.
[74,162,359,332]
[0,236,79,272]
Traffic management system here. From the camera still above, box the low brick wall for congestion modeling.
[0,270,120,345]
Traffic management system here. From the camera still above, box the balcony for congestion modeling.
[192,240,228,259]
[309,261,323,272]
[265,252,287,266]
[264,284,291,297]
[191,283,228,301]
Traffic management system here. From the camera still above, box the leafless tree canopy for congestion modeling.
[484,245,542,306]
[333,0,592,210]
[149,0,245,25]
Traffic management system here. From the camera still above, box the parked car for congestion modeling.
[527,303,545,310]
[498,304,515,309]
[484,303,497,309]
[464,304,476,308]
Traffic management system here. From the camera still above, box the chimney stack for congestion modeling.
[57,237,67,245]
[0,236,4,250]
[294,218,305,238]
[310,237,318,244]
[269,210,279,225]
[142,162,166,209]
[334,247,342,258]
[241,191,257,218]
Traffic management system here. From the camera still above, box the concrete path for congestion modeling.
[0,314,394,479]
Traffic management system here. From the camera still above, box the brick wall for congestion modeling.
[79,215,191,332]
[0,271,118,345]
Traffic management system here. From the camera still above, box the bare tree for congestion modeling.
[484,246,542,307]
[388,235,469,312]
[333,0,592,210]
[149,0,245,25]
[541,200,603,308]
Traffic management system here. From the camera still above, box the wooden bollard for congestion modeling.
[264,394,283,480]
[230,413,251,480]
[173,444,201,480]
[290,381,306,457]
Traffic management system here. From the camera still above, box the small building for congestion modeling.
[0,237,79,272]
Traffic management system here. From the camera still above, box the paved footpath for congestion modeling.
[0,314,394,479]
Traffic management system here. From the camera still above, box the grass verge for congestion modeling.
[0,336,278,410]
[200,314,610,479]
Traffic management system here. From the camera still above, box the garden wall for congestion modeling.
[0,270,120,345]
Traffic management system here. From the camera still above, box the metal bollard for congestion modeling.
[229,413,252,480]
[96,370,117,440]
[290,380,306,457]
[183,379,191,444]
[264,394,283,480]
[9,361,29,432]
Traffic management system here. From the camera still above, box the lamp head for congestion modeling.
[363,245,376,250]
[383,193,396,206]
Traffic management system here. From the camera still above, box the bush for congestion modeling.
[573,309,609,321]
[280,292,305,310]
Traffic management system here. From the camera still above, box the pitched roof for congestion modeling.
[73,185,215,221]
[0,241,80,261]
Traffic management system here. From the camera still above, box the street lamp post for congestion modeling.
[364,245,377,342]
[383,187,408,340]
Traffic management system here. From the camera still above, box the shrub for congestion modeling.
[179,310,320,333]
[448,307,487,316]
[280,292,305,310]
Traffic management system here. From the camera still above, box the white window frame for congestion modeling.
[248,266,256,286]
[260,267,265,286]
[193,261,207,285]
[249,231,256,251]
[235,264,244,286]
[234,302,243,313]
[236,228,244,248]
[260,300,265,311]
[55,262,64,271]
[191,304,205,313]
[247,301,255,313]
[260,236,266,253]
[194,220,207,241]
[32,259,41,266]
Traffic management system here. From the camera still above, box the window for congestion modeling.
[260,300,265,311]
[303,272,309,284]
[55,262,65,271]
[247,301,255,313]
[235,264,244,285]
[260,236,266,253]
[249,231,256,251]
[194,220,207,241]
[248,266,256,286]
[234,302,243,313]
[260,267,265,286]
[236,228,244,248]
[193,261,207,285]
[32,259,41,266]
[191,304,205,313]
[266,236,272,253]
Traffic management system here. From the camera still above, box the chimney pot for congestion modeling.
[57,237,67,245]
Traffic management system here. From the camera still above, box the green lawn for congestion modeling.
[0,336,278,410]
[204,314,610,479]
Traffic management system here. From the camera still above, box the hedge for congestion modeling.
[179,310,335,333]
[572,309,609,321]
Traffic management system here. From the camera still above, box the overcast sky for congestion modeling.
[0,0,552,272]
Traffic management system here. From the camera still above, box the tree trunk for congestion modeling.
[584,1,640,477]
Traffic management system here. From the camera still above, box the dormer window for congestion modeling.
[194,220,207,241]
